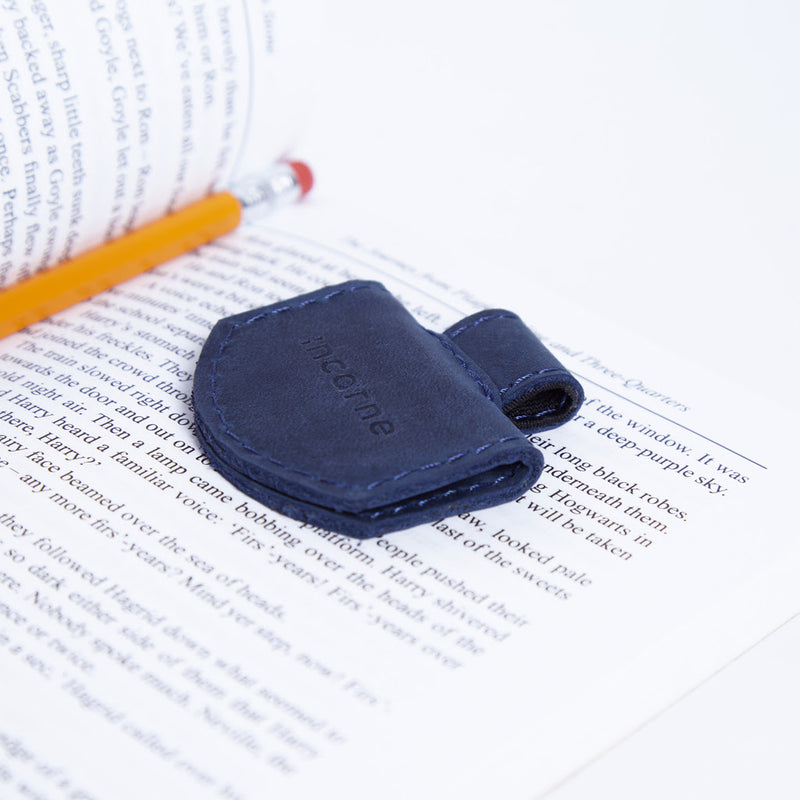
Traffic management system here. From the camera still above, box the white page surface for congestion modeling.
[1,205,795,798]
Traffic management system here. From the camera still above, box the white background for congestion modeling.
[293,2,799,797]
[299,1,799,386]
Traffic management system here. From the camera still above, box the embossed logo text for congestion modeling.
[300,336,395,436]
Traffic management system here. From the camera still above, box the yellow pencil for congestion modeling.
[0,161,312,339]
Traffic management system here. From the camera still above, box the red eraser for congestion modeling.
[289,161,313,196]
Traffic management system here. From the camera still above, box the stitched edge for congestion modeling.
[365,470,516,519]
[197,413,530,529]
[210,283,376,457]
[446,311,517,339]
[429,332,495,402]
[507,397,571,422]
[200,403,522,494]
[205,282,524,491]
[364,436,517,489]
[498,368,563,396]
[446,313,567,396]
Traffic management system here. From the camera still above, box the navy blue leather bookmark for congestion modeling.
[192,280,581,539]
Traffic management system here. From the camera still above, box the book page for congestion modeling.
[0,206,795,799]
[0,0,318,288]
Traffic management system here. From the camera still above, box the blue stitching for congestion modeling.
[208,283,521,490]
[509,397,569,422]
[498,368,562,396]
[430,332,495,402]
[447,311,516,339]
[446,314,564,397]
[366,471,513,519]
[363,436,516,489]
[211,283,376,457]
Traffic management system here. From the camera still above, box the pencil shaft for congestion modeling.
[0,192,241,339]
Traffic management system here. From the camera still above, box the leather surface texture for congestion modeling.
[193,280,544,538]
[445,310,584,432]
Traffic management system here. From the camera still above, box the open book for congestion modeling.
[0,0,318,288]
[1,3,796,799]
